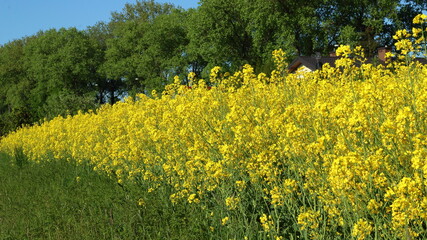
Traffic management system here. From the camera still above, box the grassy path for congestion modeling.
[0,153,209,240]
[0,153,145,239]
[0,153,203,240]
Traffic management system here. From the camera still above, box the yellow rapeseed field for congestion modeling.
[2,14,427,240]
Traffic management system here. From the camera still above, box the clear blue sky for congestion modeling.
[0,0,199,45]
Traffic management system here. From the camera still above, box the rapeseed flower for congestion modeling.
[1,13,427,238]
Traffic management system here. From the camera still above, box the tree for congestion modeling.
[86,22,124,105]
[24,28,101,119]
[317,0,402,56]
[103,0,188,95]
[137,9,189,89]
[189,0,425,69]
[239,0,323,66]
[186,0,323,75]
[187,0,254,75]
[396,0,427,33]
[0,38,33,135]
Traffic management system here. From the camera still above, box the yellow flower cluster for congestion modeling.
[396,14,427,60]
[2,14,427,238]
[413,14,427,25]
[351,219,373,240]
[225,196,240,210]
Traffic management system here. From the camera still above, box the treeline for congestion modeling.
[0,0,425,136]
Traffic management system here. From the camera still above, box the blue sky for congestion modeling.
[0,0,200,45]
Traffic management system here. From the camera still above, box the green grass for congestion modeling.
[0,152,208,240]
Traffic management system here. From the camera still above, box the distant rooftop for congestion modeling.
[288,47,427,73]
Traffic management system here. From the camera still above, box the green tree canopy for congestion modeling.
[0,38,32,134]
[102,0,188,94]
[86,21,124,105]
[24,28,101,119]
[187,0,324,75]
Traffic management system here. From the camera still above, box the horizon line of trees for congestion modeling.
[0,0,426,136]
